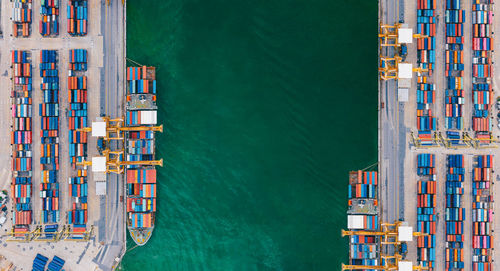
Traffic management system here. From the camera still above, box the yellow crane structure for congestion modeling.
[5,225,94,242]
[410,131,440,149]
[342,221,427,245]
[462,132,499,149]
[342,221,428,271]
[76,149,163,174]
[379,56,428,81]
[76,116,163,174]
[76,116,163,142]
[379,23,427,47]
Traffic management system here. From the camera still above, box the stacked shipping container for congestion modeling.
[472,155,493,271]
[126,67,158,127]
[68,49,87,166]
[416,154,436,269]
[68,170,88,225]
[39,0,59,36]
[12,0,32,37]
[446,154,465,270]
[11,50,33,229]
[445,0,465,130]
[127,169,157,228]
[472,1,493,134]
[346,171,379,267]
[417,0,437,143]
[68,49,88,232]
[67,0,87,36]
[39,50,60,224]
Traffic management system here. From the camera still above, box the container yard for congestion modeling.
[344,0,500,270]
[0,0,127,271]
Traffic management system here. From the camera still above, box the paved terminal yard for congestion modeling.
[0,0,126,270]
[379,0,500,270]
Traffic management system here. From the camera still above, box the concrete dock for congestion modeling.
[0,0,126,270]
[380,0,500,270]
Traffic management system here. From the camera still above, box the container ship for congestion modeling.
[125,66,158,245]
[345,170,380,269]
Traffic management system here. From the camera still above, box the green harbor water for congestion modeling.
[122,0,378,270]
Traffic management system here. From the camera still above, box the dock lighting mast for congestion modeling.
[341,221,428,271]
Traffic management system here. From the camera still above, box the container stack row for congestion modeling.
[472,1,493,135]
[67,0,87,36]
[67,169,88,226]
[12,0,32,37]
[127,168,157,228]
[446,154,465,270]
[11,50,33,231]
[445,0,465,130]
[39,0,59,37]
[472,155,493,271]
[39,50,60,224]
[68,49,88,233]
[68,49,88,166]
[416,0,437,144]
[417,0,436,72]
[346,170,379,267]
[416,154,436,270]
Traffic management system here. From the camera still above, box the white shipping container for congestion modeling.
[140,110,157,125]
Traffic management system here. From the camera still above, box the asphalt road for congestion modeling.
[94,1,126,270]
[379,0,405,255]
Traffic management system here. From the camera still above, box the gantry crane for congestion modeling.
[342,221,428,271]
[76,150,163,174]
[76,116,163,174]
[379,56,428,81]
[77,116,162,142]
[379,23,427,47]
[462,132,499,149]
[342,261,428,271]
[410,131,440,149]
[5,225,93,242]
[342,221,427,245]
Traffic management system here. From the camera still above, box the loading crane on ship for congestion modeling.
[342,221,428,271]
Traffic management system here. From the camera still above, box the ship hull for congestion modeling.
[128,226,154,246]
